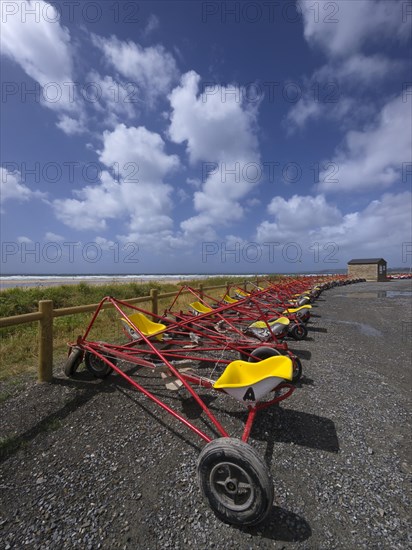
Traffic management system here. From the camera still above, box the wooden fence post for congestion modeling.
[38,300,53,383]
[199,283,204,299]
[150,288,159,316]
[226,281,231,293]
[243,280,248,291]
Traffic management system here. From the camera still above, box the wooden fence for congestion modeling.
[0,280,255,383]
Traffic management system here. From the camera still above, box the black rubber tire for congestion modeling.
[64,348,83,377]
[84,351,115,378]
[289,323,308,341]
[197,438,273,526]
[291,356,302,383]
[247,346,282,362]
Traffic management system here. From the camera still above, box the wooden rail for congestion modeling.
[0,279,256,383]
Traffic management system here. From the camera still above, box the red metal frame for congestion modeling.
[69,276,341,445]
[165,285,288,338]
[165,285,307,343]
[72,295,299,444]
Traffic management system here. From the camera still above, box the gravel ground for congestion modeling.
[1,279,411,549]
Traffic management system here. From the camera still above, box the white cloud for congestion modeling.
[256,194,342,242]
[143,14,160,37]
[286,54,404,131]
[168,71,261,238]
[56,114,87,136]
[314,54,404,87]
[53,124,180,243]
[177,188,189,202]
[317,92,412,192]
[186,177,201,189]
[87,71,140,126]
[0,0,77,113]
[98,123,179,180]
[298,0,410,59]
[287,95,354,131]
[94,236,115,250]
[17,236,33,244]
[268,195,342,230]
[169,71,259,164]
[246,197,261,208]
[92,34,179,105]
[45,232,64,241]
[315,192,412,253]
[289,0,410,132]
[0,167,46,204]
[256,191,412,263]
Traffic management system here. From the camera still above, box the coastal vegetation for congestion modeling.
[0,276,268,384]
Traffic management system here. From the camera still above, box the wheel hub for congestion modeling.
[225,479,237,494]
[210,461,254,511]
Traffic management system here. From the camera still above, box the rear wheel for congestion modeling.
[291,356,302,383]
[84,351,115,378]
[197,438,273,526]
[289,323,308,341]
[64,348,83,377]
[247,346,281,362]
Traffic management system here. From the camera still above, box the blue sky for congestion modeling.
[1,0,411,274]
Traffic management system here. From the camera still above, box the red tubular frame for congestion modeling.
[91,298,230,439]
[81,343,215,443]
[73,296,298,445]
[165,285,290,344]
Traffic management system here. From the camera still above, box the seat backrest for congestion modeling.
[189,301,212,315]
[122,312,166,339]
[213,355,293,402]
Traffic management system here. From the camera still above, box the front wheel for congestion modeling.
[197,438,273,526]
[84,351,115,378]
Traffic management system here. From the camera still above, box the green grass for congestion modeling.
[0,276,277,382]
[0,281,176,317]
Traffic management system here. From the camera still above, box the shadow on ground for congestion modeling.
[252,406,340,465]
[308,326,328,333]
[0,375,115,462]
[239,505,312,543]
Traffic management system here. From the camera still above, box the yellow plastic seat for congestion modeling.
[235,288,250,297]
[121,312,167,339]
[283,305,312,314]
[214,355,293,402]
[249,316,290,329]
[189,301,213,315]
[223,294,238,304]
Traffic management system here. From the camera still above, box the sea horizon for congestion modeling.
[0,271,347,290]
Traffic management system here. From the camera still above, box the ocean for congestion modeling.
[0,274,263,290]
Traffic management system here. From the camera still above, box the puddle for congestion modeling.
[335,291,412,299]
[357,323,382,337]
[325,318,382,337]
[335,292,386,298]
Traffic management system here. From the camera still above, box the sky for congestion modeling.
[1,0,411,274]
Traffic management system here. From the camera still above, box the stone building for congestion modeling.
[347,258,387,282]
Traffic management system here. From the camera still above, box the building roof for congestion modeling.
[347,258,386,265]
